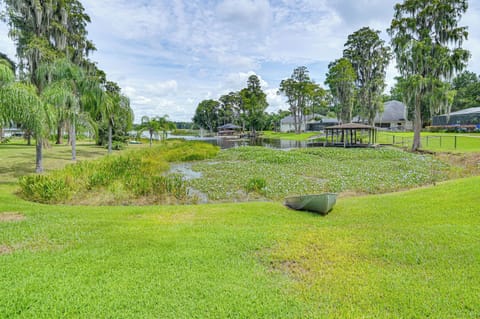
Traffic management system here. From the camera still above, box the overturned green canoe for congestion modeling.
[284,193,337,214]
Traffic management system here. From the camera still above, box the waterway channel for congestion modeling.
[168,135,309,149]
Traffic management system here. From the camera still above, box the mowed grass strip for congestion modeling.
[377,131,480,152]
[0,176,479,318]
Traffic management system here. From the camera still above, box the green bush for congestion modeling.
[19,140,219,205]
[19,174,72,203]
[245,177,267,194]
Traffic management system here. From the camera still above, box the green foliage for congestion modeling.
[343,27,391,125]
[451,70,480,112]
[388,0,470,150]
[279,67,326,134]
[325,58,356,123]
[192,99,220,133]
[19,141,219,204]
[245,177,267,194]
[240,75,269,134]
[18,174,71,203]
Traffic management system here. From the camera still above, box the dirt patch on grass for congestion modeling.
[0,212,25,222]
[437,152,480,177]
[0,245,13,255]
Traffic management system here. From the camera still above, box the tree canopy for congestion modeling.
[325,58,356,124]
[344,27,391,126]
[388,0,470,150]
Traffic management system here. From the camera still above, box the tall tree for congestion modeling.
[37,58,98,161]
[193,99,220,133]
[240,75,268,136]
[388,0,470,150]
[96,81,133,153]
[0,63,53,172]
[325,58,356,123]
[343,27,391,126]
[279,66,319,134]
[219,91,242,126]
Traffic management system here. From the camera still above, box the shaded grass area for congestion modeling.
[191,146,452,201]
[0,176,479,317]
[0,141,108,184]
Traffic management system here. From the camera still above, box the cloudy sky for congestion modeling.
[1,0,480,122]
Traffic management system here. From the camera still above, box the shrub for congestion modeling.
[245,177,267,194]
[19,140,218,205]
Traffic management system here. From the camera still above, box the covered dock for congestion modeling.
[217,123,242,136]
[324,123,377,147]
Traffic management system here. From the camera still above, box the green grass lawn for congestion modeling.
[1,141,480,317]
[1,175,479,317]
[261,131,319,141]
[377,131,480,152]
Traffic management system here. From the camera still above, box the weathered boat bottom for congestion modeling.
[284,193,337,214]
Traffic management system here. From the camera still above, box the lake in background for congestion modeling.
[168,135,308,149]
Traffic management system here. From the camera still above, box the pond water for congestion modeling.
[168,135,308,149]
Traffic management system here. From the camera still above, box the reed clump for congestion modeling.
[19,141,219,205]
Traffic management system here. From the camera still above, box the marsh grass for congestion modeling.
[18,141,219,205]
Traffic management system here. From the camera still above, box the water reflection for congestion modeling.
[168,135,307,149]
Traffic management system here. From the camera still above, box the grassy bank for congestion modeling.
[1,174,479,317]
[16,141,219,205]
[261,131,319,141]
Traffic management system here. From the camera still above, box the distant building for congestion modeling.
[280,101,412,132]
[432,107,480,126]
[280,114,339,132]
[2,122,24,137]
[374,100,412,130]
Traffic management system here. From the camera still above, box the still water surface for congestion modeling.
[168,135,308,149]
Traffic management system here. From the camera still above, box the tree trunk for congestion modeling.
[71,119,76,161]
[35,138,43,173]
[108,121,113,154]
[149,132,153,147]
[412,102,422,151]
[0,126,3,141]
[56,123,63,144]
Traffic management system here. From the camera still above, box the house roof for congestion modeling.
[325,123,376,130]
[280,114,317,124]
[440,107,480,116]
[375,100,407,123]
[218,123,241,130]
[281,114,339,124]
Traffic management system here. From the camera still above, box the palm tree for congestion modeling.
[0,63,53,173]
[138,116,162,147]
[37,58,98,161]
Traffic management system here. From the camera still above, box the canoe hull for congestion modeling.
[284,193,337,214]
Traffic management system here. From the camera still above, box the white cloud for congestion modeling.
[1,0,480,122]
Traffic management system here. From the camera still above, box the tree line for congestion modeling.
[0,0,134,172]
[194,0,472,151]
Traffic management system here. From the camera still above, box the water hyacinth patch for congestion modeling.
[190,146,451,201]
